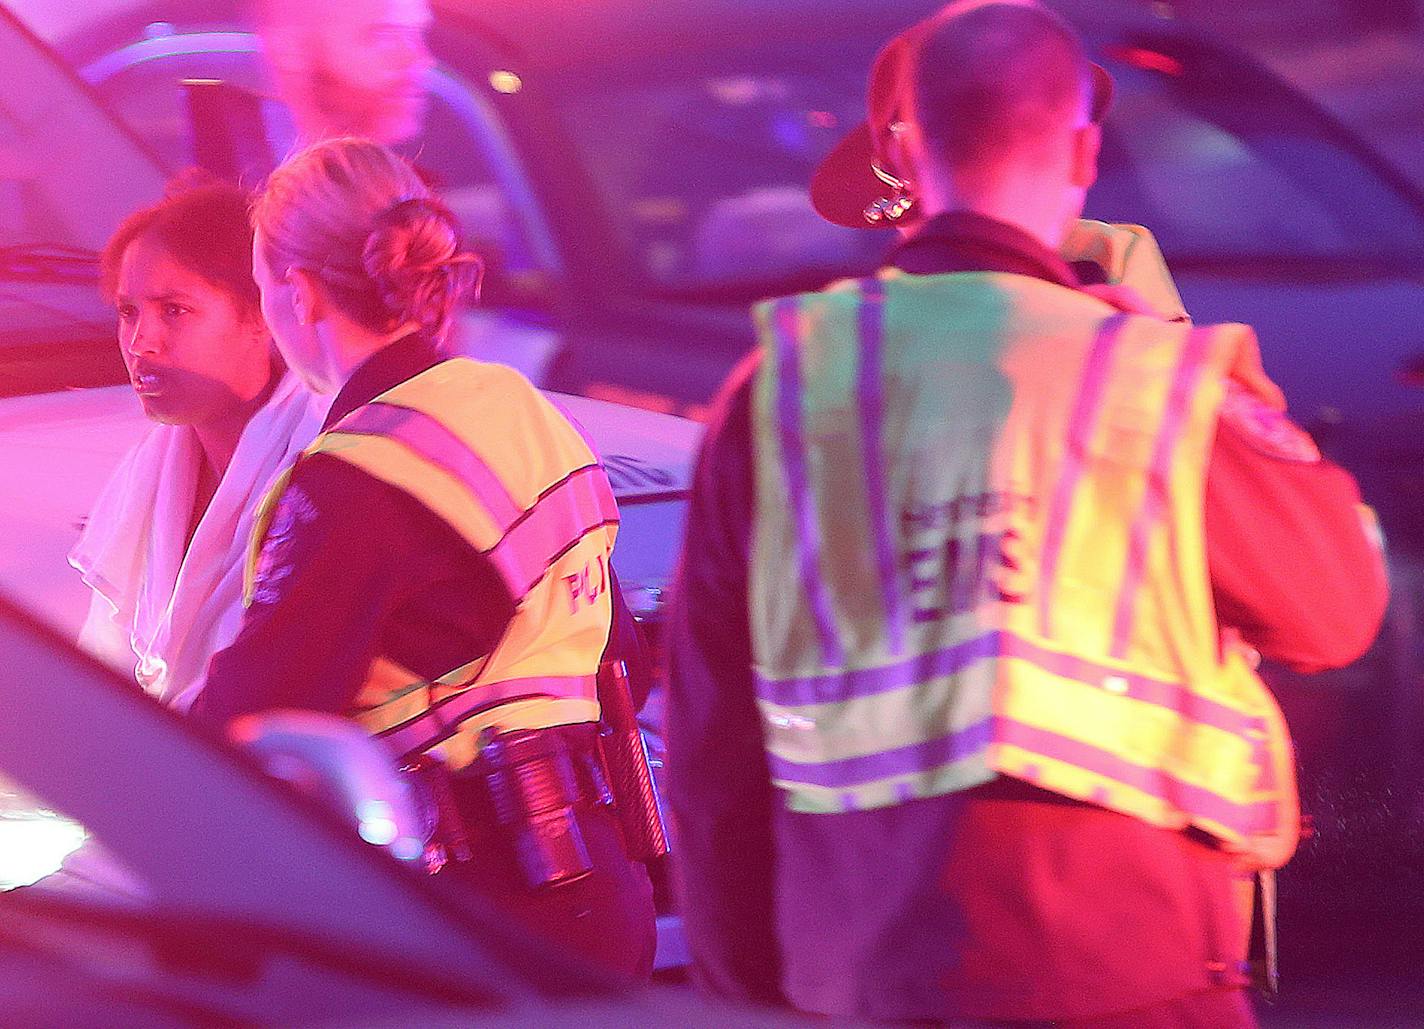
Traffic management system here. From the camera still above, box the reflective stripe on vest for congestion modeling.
[372,665,596,762]
[331,401,619,598]
[244,359,614,770]
[749,270,1297,860]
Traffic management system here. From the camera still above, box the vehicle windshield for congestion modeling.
[1090,35,1424,263]
[0,10,167,347]
[549,38,895,296]
[548,33,1424,298]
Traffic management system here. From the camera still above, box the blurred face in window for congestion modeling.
[115,235,273,426]
[263,0,435,145]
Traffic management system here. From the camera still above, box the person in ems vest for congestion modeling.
[666,2,1387,1024]
[817,14,1302,953]
[191,138,655,977]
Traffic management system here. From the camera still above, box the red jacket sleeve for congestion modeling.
[1204,401,1388,673]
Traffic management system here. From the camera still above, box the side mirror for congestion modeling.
[227,711,431,865]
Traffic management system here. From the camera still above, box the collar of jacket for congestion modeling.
[888,210,1081,289]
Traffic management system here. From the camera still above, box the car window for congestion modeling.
[546,33,1424,297]
[1087,44,1424,260]
[547,42,897,294]
[80,30,555,279]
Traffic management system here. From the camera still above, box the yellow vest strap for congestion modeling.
[990,718,1276,835]
[757,629,1266,738]
[764,711,1274,835]
[1035,312,1128,639]
[1109,325,1216,657]
[335,401,524,530]
[766,294,847,668]
[488,465,619,598]
[336,401,618,598]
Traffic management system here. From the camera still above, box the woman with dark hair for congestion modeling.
[70,179,322,710]
[192,138,655,978]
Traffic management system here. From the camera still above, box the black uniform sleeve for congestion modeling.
[606,564,653,711]
[191,456,426,729]
[1205,408,1388,673]
[665,352,788,1006]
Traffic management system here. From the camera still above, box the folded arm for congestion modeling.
[1205,393,1388,673]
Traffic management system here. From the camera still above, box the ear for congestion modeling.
[884,119,920,184]
[288,267,325,327]
[1070,122,1102,191]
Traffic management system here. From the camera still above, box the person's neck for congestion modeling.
[292,115,367,149]
[280,74,358,148]
[914,171,1077,253]
[289,99,387,149]
[309,318,422,396]
[191,363,282,480]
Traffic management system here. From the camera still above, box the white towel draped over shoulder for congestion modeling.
[69,373,324,712]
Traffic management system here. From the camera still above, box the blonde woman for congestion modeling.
[193,138,654,978]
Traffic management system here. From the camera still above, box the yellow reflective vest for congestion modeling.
[245,358,617,770]
[749,269,1299,867]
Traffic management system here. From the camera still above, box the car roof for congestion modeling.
[442,0,1157,73]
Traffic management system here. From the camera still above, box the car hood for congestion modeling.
[554,391,702,498]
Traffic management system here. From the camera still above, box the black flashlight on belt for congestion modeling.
[478,728,593,889]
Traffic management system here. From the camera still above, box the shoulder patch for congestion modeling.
[1219,382,1321,463]
[249,483,320,607]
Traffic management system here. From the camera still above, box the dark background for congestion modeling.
[1170,7,1424,1025]
[1171,0,1424,183]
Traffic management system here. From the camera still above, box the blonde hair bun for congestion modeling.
[363,197,483,337]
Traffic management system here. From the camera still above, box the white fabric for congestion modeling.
[69,373,324,712]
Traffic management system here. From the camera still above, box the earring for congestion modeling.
[864,163,916,225]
